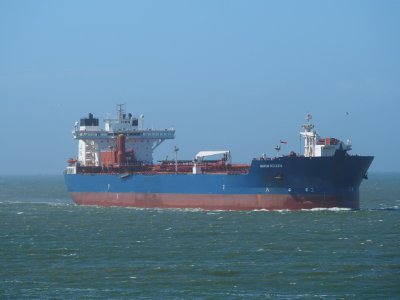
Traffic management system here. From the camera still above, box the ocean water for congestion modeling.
[0,174,399,299]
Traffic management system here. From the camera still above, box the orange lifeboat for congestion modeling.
[67,158,77,165]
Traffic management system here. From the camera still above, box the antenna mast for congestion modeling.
[300,114,317,157]
[174,146,179,174]
[117,103,125,121]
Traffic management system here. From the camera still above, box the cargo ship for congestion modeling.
[64,105,373,210]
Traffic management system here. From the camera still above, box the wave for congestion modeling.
[252,207,352,212]
[366,206,400,211]
[302,207,352,212]
[0,200,73,207]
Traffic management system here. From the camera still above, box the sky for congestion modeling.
[0,0,399,174]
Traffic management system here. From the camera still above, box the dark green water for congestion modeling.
[1,174,399,299]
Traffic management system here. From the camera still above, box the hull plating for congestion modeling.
[69,192,359,210]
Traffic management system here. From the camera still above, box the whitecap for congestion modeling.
[274,209,291,213]
[301,207,351,212]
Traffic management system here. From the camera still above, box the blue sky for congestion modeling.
[0,0,399,174]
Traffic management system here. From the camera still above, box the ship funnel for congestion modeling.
[117,134,126,164]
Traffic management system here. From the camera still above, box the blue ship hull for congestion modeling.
[64,152,373,210]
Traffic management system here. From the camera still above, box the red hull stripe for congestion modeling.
[70,192,357,211]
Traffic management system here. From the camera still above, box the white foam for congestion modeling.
[301,207,352,212]
[251,209,290,212]
[61,253,77,257]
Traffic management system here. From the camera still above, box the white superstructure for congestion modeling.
[300,114,351,157]
[73,104,175,166]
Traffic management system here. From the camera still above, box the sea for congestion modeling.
[0,173,399,299]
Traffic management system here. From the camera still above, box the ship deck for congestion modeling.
[75,162,250,175]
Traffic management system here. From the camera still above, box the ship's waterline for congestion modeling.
[69,191,360,210]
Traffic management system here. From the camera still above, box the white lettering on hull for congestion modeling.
[260,164,283,168]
